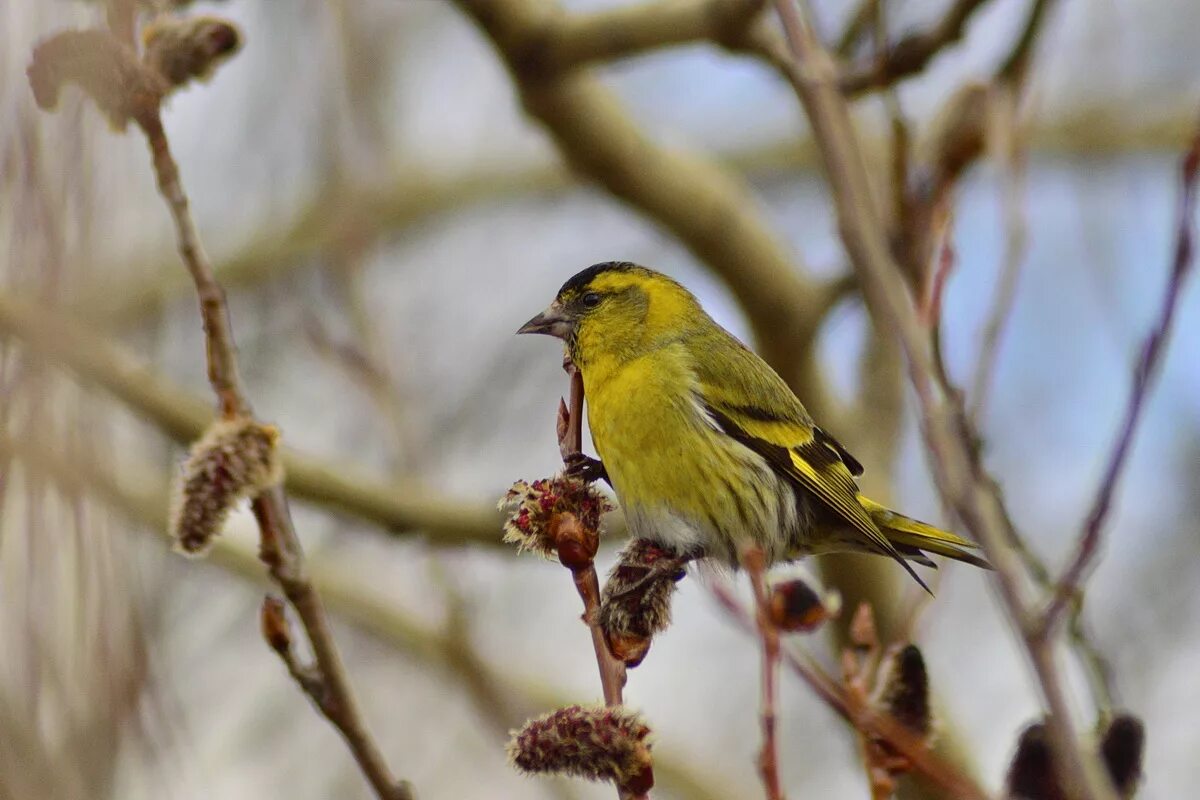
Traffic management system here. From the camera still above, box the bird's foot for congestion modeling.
[564,452,609,485]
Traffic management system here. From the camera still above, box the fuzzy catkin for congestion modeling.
[499,475,611,558]
[142,16,241,90]
[27,29,167,129]
[170,417,283,556]
[598,538,684,640]
[876,644,932,737]
[507,705,653,791]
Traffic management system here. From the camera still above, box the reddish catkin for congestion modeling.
[507,704,654,794]
[766,575,839,633]
[498,475,612,559]
[170,417,283,556]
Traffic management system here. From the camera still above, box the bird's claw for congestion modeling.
[564,452,609,485]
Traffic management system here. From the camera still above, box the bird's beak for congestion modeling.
[516,302,573,339]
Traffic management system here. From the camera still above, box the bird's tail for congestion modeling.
[861,497,993,570]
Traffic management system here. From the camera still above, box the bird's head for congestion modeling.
[517,262,701,366]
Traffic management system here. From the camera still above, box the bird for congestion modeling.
[517,262,990,591]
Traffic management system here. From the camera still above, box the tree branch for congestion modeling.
[133,106,412,799]
[837,0,992,95]
[531,0,765,73]
[765,3,1117,798]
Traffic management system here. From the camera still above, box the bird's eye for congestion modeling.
[581,292,601,308]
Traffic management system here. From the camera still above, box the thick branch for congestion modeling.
[532,0,764,72]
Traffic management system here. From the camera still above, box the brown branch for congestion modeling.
[532,0,765,72]
[741,546,785,800]
[707,581,991,800]
[837,0,992,95]
[131,105,411,800]
[1037,119,1200,637]
[765,3,1118,799]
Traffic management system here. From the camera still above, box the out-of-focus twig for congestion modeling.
[707,581,990,800]
[969,87,1027,424]
[836,0,992,95]
[0,293,503,545]
[1037,119,1200,637]
[741,546,785,800]
[132,99,412,798]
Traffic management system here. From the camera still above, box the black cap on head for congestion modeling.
[557,261,638,297]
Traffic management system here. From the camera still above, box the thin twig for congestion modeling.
[134,109,412,800]
[555,362,637,798]
[707,581,991,800]
[740,546,785,800]
[838,0,992,95]
[969,87,1028,424]
[1038,120,1200,637]
[558,364,629,709]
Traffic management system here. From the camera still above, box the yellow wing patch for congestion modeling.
[785,442,897,558]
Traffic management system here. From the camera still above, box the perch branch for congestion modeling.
[558,364,629,710]
[0,430,733,800]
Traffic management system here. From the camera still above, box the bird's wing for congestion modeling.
[688,332,929,590]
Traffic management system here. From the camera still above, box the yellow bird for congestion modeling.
[518,263,990,591]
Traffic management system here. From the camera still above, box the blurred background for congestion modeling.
[1,0,1197,798]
